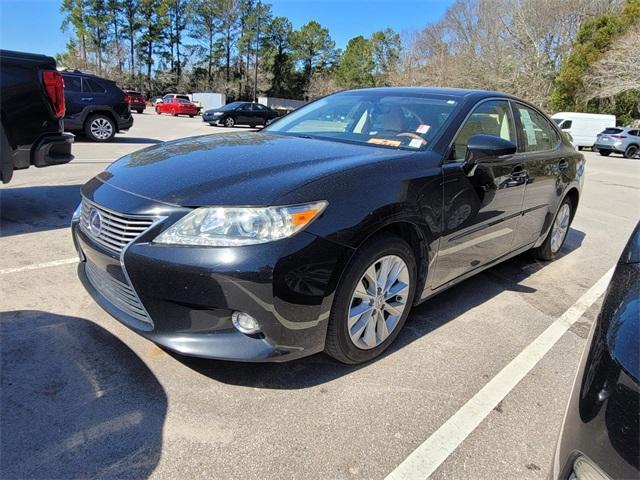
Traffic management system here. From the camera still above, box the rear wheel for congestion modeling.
[189,115,195,118]
[136,108,143,114]
[532,198,572,261]
[624,145,638,159]
[224,116,235,127]
[599,150,611,156]
[84,114,115,142]
[325,234,416,364]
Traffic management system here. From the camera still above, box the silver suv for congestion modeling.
[593,127,640,158]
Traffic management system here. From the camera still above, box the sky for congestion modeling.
[0,0,452,58]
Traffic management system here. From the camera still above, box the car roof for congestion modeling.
[340,86,513,102]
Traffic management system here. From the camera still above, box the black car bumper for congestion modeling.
[32,132,74,167]
[72,189,354,362]
[202,112,222,123]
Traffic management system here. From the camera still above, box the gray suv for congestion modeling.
[593,127,640,158]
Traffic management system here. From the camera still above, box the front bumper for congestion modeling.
[72,185,353,362]
[202,113,222,123]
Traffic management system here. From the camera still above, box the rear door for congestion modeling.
[510,102,566,248]
[81,77,107,110]
[236,103,253,124]
[433,99,525,287]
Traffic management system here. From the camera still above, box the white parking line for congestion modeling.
[0,257,78,275]
[385,266,615,480]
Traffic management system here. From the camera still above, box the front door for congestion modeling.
[433,99,526,287]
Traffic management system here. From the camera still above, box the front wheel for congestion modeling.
[156,107,161,115]
[624,145,638,159]
[532,198,572,261]
[84,114,115,142]
[224,116,235,127]
[599,150,611,156]
[325,234,416,364]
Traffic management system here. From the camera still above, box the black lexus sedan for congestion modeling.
[202,101,279,127]
[72,87,584,364]
[551,223,639,480]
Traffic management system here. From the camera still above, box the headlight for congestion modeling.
[154,201,328,246]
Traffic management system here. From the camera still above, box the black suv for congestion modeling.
[61,70,133,142]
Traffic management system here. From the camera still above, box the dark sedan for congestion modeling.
[551,222,639,480]
[202,101,279,127]
[72,87,584,364]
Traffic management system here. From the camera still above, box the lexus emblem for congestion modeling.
[89,208,103,235]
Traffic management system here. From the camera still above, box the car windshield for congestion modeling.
[221,102,246,111]
[264,91,459,149]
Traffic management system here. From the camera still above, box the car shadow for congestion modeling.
[0,184,82,237]
[0,310,167,478]
[174,228,586,389]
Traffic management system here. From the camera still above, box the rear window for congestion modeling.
[602,128,623,134]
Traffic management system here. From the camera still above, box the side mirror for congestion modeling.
[465,134,516,164]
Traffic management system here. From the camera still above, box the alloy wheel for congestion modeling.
[225,117,235,127]
[550,203,571,253]
[90,118,113,140]
[348,255,410,350]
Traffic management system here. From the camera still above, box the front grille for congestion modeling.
[85,260,152,325]
[80,198,156,255]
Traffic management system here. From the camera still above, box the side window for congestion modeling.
[515,104,559,152]
[453,100,515,161]
[560,120,572,129]
[630,130,639,137]
[62,75,82,92]
[239,104,252,111]
[82,78,106,94]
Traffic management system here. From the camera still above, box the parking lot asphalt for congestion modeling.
[1,113,639,480]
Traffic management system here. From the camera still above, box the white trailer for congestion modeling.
[191,92,226,112]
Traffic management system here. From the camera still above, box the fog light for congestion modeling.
[232,311,260,334]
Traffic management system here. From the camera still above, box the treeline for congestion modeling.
[58,0,400,101]
[58,0,639,122]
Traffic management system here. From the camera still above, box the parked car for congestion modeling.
[551,112,616,150]
[124,90,146,114]
[72,87,584,364]
[155,95,199,117]
[61,69,133,142]
[593,127,640,159]
[202,101,279,127]
[551,222,639,480]
[0,50,74,183]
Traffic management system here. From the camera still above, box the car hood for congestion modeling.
[97,132,409,206]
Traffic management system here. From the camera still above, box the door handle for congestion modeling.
[558,159,569,171]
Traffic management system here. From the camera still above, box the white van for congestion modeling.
[551,112,616,149]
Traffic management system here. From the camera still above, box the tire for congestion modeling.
[84,114,116,142]
[599,150,611,156]
[136,108,144,114]
[532,197,572,261]
[189,115,195,118]
[325,234,417,364]
[156,107,161,115]
[624,145,638,159]
[224,116,235,127]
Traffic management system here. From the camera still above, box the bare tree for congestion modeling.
[583,24,640,100]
